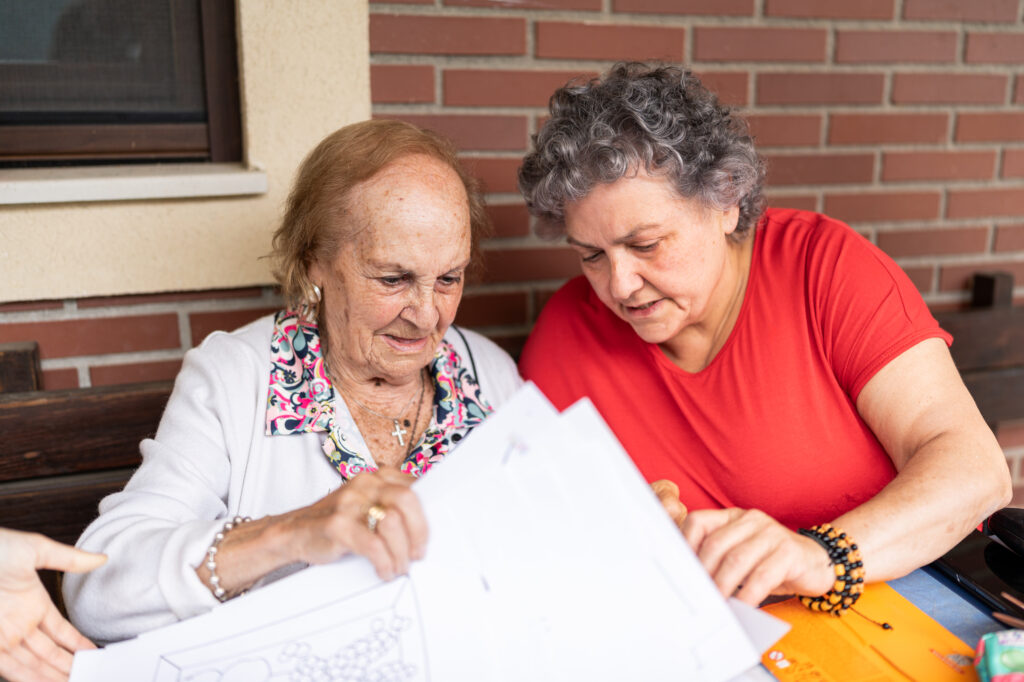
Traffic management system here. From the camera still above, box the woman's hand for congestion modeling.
[287,468,429,580]
[682,508,835,606]
[651,479,688,532]
[0,529,106,682]
[199,468,429,598]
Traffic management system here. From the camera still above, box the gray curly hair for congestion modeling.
[518,62,765,240]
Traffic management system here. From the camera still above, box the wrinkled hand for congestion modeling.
[290,468,428,581]
[682,508,835,606]
[0,529,106,682]
[651,479,688,532]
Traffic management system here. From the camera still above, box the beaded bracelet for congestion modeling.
[797,523,865,616]
[205,515,252,602]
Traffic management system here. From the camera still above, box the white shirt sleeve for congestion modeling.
[62,320,268,643]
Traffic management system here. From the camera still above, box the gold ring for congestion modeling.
[366,504,387,533]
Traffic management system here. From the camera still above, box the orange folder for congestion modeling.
[761,583,978,681]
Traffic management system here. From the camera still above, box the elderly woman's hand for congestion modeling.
[198,469,429,599]
[0,528,106,682]
[682,508,836,606]
[288,468,428,580]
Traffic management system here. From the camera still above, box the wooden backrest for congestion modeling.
[0,341,41,393]
[0,379,172,612]
[934,272,1024,426]
[0,381,173,545]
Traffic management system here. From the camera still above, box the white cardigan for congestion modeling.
[62,315,522,643]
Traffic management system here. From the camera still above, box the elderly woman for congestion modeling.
[518,63,1011,614]
[63,119,522,643]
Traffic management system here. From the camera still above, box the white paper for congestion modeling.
[71,383,780,682]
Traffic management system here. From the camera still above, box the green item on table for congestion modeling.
[976,629,1024,681]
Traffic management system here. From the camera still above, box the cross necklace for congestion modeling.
[343,369,426,447]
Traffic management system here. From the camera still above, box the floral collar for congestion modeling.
[265,310,493,481]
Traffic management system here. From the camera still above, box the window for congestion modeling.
[0,0,241,167]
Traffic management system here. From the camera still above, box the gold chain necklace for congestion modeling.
[341,369,425,448]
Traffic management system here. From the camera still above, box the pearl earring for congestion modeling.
[312,284,322,303]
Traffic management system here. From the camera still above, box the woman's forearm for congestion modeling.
[193,513,308,599]
[833,427,1011,583]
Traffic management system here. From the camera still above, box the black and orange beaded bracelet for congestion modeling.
[797,523,865,616]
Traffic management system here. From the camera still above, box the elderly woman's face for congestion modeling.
[311,154,472,383]
[564,170,741,352]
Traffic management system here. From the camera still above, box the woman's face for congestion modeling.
[564,170,741,351]
[311,154,471,384]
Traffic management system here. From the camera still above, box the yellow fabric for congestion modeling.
[762,583,978,681]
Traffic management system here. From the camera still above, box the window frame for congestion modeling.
[0,0,241,165]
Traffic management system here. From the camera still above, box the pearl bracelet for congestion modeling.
[205,515,252,602]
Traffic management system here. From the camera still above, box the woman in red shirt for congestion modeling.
[518,62,1011,611]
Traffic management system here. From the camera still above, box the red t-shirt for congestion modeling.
[519,208,951,529]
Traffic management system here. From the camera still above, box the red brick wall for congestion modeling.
[2,0,1023,402]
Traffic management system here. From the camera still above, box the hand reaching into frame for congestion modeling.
[0,528,106,682]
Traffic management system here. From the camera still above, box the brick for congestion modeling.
[76,287,264,309]
[892,73,1007,105]
[940,261,1024,292]
[828,113,950,147]
[757,73,884,106]
[997,420,1024,449]
[882,150,996,182]
[763,153,875,186]
[901,265,934,293]
[956,113,1024,143]
[746,114,821,147]
[695,71,749,106]
[536,22,684,61]
[481,247,580,283]
[370,15,525,56]
[694,27,826,62]
[445,70,595,108]
[903,0,1019,22]
[487,333,527,360]
[876,226,989,258]
[836,31,957,64]
[454,292,529,327]
[487,203,531,239]
[461,157,522,194]
[995,224,1024,252]
[1005,150,1024,179]
[447,0,600,8]
[765,194,819,212]
[371,65,434,104]
[1017,75,1024,104]
[41,368,79,390]
[612,0,754,15]
[824,192,941,223]
[534,288,561,317]
[947,188,1024,219]
[0,300,63,312]
[190,308,278,347]
[90,359,183,387]
[379,115,528,152]
[967,33,1024,64]
[764,0,893,19]
[0,314,179,360]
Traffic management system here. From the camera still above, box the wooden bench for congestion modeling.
[0,343,171,609]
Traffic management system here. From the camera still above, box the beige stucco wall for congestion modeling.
[0,0,370,302]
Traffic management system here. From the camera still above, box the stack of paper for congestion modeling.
[70,383,783,682]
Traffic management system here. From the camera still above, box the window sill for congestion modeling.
[0,163,268,205]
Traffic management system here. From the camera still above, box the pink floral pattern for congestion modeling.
[266,309,493,481]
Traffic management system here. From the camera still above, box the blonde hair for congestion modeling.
[271,119,490,313]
